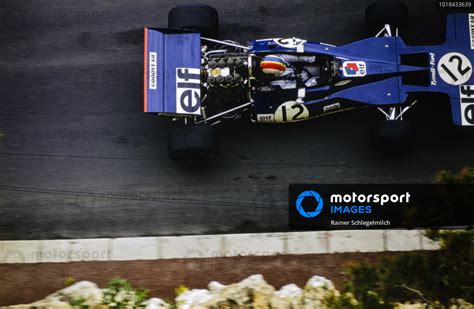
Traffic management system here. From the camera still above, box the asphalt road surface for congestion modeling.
[0,0,472,240]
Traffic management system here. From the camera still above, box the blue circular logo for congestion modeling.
[295,190,324,218]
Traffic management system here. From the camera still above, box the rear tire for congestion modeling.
[168,4,219,38]
[365,0,408,34]
[372,120,414,150]
[168,124,218,162]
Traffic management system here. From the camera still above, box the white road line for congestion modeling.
[0,230,440,264]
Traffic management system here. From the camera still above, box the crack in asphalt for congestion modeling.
[0,152,465,171]
[0,185,284,209]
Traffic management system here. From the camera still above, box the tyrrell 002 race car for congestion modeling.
[144,1,474,162]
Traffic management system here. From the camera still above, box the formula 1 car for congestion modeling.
[144,1,474,162]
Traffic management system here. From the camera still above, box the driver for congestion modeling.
[259,54,320,89]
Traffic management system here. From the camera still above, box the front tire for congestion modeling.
[365,0,408,34]
[168,4,219,38]
[168,124,218,162]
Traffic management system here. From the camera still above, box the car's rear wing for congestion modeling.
[144,28,202,116]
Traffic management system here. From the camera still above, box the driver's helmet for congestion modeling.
[260,55,286,77]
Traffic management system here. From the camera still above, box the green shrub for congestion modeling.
[340,168,474,307]
[102,278,149,308]
[342,229,473,306]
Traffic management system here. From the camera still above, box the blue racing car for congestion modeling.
[144,1,474,162]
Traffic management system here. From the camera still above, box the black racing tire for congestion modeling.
[168,4,219,38]
[372,120,414,150]
[167,124,218,162]
[365,0,408,34]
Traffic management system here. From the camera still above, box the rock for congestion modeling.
[206,274,274,307]
[450,299,474,309]
[48,281,103,306]
[208,281,227,293]
[175,289,224,309]
[302,275,340,309]
[210,281,249,305]
[2,281,102,309]
[181,275,341,308]
[145,298,171,309]
[270,284,303,309]
[241,274,274,308]
[305,275,336,291]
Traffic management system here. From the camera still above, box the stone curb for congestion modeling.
[0,230,439,264]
